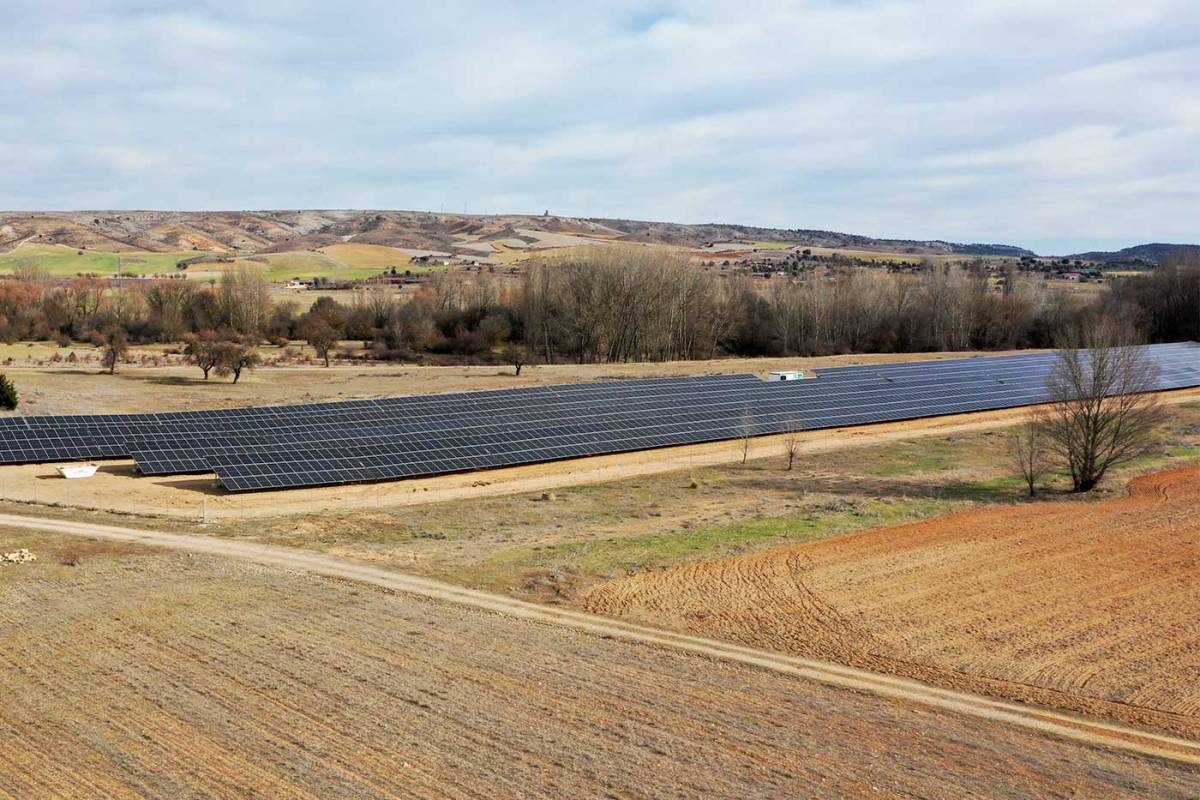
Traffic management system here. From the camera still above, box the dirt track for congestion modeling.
[3,510,1200,777]
[585,465,1200,739]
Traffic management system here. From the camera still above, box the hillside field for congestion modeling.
[0,244,197,276]
[0,241,419,282]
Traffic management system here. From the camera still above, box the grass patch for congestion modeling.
[0,244,197,277]
[452,496,956,591]
[943,473,1031,501]
[866,438,962,476]
[0,243,430,283]
[1122,444,1200,472]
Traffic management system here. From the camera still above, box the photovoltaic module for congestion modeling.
[1,343,1198,492]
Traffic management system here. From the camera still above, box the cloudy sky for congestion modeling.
[1,1,1197,253]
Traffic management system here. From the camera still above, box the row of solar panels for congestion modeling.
[2,342,1199,491]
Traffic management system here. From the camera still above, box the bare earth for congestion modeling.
[585,465,1200,740]
[0,524,1198,797]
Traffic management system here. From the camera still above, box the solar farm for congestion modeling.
[3,342,1200,493]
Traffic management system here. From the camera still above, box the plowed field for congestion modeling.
[3,531,1199,797]
[586,465,1200,738]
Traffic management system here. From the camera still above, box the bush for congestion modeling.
[0,373,18,410]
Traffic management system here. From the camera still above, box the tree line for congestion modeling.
[0,247,1197,370]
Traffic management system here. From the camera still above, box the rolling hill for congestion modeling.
[0,210,1038,258]
[1066,243,1200,265]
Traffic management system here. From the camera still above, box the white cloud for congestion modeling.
[0,0,1196,250]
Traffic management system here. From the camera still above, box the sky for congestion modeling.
[1,1,1197,254]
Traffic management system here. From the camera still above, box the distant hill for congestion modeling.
[13,211,1192,264]
[1067,243,1200,266]
[587,218,1035,256]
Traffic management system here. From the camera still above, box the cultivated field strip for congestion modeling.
[3,343,1200,492]
[3,510,1200,774]
[585,465,1200,740]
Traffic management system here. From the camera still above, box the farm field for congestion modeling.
[585,464,1200,739]
[0,528,1197,797]
[207,247,419,282]
[705,241,972,264]
[0,243,198,276]
[0,241,419,283]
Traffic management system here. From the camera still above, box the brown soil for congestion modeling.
[585,465,1200,740]
[1,527,1198,797]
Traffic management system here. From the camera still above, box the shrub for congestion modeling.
[0,373,18,410]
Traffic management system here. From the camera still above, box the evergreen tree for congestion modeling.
[0,373,18,410]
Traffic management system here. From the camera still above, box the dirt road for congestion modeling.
[3,510,1199,770]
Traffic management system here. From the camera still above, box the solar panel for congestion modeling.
[3,342,1200,491]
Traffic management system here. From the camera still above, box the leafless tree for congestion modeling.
[1040,320,1165,492]
[183,330,221,379]
[214,339,260,384]
[302,318,338,367]
[1008,415,1051,496]
[100,326,129,375]
[782,426,803,471]
[145,280,195,341]
[505,343,530,376]
[219,264,271,335]
[521,245,736,364]
[740,406,754,465]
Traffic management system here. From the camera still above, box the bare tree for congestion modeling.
[1008,415,1051,496]
[740,406,754,465]
[1040,321,1165,492]
[219,264,271,335]
[183,330,222,379]
[214,339,260,384]
[100,326,129,375]
[505,343,529,376]
[782,432,801,471]
[302,318,338,367]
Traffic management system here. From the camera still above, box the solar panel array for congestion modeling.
[2,342,1199,492]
